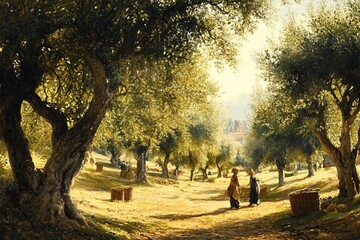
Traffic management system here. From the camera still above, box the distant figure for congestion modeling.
[227,167,241,210]
[208,171,212,175]
[248,169,260,206]
[120,162,128,172]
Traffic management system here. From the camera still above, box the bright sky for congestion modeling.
[209,20,273,101]
[210,0,328,121]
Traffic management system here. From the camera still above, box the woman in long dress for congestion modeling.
[248,169,260,206]
[227,167,241,209]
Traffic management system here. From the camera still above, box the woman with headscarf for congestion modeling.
[227,167,241,209]
[248,169,260,206]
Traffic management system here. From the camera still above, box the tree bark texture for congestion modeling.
[0,56,114,225]
[136,147,149,184]
[217,165,223,178]
[189,151,195,181]
[277,168,285,187]
[315,119,359,199]
[161,152,170,178]
[305,155,315,177]
[0,99,41,191]
[200,167,208,180]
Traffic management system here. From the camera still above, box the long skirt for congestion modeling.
[230,196,240,209]
[249,179,260,205]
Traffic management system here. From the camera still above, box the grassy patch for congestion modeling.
[2,154,360,239]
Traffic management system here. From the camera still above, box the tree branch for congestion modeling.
[314,128,342,167]
[84,54,110,102]
[329,84,341,106]
[25,93,68,147]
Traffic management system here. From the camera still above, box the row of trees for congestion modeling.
[245,1,360,200]
[244,88,321,186]
[92,54,240,183]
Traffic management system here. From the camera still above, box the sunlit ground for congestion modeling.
[67,153,358,239]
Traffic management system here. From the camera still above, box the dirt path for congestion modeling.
[117,177,301,240]
[74,163,358,240]
[133,203,297,240]
[2,155,359,240]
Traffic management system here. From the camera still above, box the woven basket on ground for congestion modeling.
[111,187,133,201]
[111,187,124,201]
[123,187,133,201]
[288,188,320,217]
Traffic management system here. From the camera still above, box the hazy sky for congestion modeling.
[210,0,324,121]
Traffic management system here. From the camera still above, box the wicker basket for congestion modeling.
[123,187,133,202]
[288,188,320,216]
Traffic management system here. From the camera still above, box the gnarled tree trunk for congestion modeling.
[277,167,285,187]
[315,117,360,199]
[161,152,170,178]
[200,161,210,180]
[217,165,223,178]
[189,151,196,181]
[0,56,114,225]
[276,160,285,187]
[305,155,315,177]
[136,145,149,184]
[200,167,208,180]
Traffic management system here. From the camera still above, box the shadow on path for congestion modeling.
[151,207,230,220]
[143,209,295,240]
[150,206,251,221]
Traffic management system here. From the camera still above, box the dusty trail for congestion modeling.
[75,166,299,239]
[74,161,358,240]
[128,180,297,240]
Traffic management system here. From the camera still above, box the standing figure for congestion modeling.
[227,167,241,209]
[248,169,260,206]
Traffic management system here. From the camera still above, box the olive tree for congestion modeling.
[262,1,360,199]
[0,0,271,224]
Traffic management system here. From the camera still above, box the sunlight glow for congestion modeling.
[210,0,334,121]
